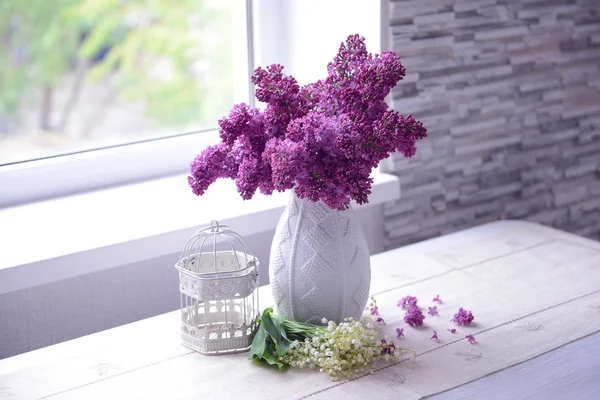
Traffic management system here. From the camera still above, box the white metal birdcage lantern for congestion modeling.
[175,220,259,355]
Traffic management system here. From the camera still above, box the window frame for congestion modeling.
[0,129,221,207]
[0,0,254,207]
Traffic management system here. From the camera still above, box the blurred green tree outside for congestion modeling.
[0,0,235,139]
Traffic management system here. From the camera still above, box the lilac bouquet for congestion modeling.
[189,34,427,210]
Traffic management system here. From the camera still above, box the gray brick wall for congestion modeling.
[384,0,600,248]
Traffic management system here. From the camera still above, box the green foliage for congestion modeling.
[0,0,79,117]
[249,308,328,370]
[249,308,288,369]
[0,0,235,133]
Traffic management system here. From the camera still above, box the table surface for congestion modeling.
[1,220,600,400]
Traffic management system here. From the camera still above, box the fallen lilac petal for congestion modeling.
[396,328,405,339]
[447,328,457,334]
[398,295,419,308]
[428,306,439,316]
[431,330,439,342]
[465,334,476,344]
[380,339,396,355]
[432,294,442,304]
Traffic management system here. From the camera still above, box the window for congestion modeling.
[0,0,383,208]
[0,0,249,165]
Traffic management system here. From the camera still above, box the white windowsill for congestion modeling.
[0,172,400,295]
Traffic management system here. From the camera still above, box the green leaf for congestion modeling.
[248,320,285,370]
[260,343,285,370]
[248,323,267,361]
[261,309,290,357]
[271,313,288,340]
[248,308,294,370]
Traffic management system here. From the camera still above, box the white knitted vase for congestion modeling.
[269,191,371,324]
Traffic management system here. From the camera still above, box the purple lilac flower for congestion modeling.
[452,308,475,326]
[370,306,379,316]
[188,34,427,210]
[447,328,457,334]
[465,334,476,344]
[432,294,442,304]
[188,143,241,196]
[396,328,405,339]
[404,306,425,327]
[376,317,386,325]
[218,103,262,146]
[398,295,419,309]
[380,339,396,355]
[431,330,439,342]
[428,306,439,316]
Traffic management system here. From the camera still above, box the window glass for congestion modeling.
[0,0,245,165]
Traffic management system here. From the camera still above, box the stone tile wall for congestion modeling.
[384,0,600,247]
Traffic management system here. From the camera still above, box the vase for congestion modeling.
[269,191,371,324]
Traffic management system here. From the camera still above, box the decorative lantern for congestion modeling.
[175,220,259,355]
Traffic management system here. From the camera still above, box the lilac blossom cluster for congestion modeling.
[396,295,425,327]
[188,34,427,210]
[452,308,475,326]
[404,305,426,327]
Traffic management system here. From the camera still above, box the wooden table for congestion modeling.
[1,221,599,399]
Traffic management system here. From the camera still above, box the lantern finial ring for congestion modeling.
[210,220,220,232]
